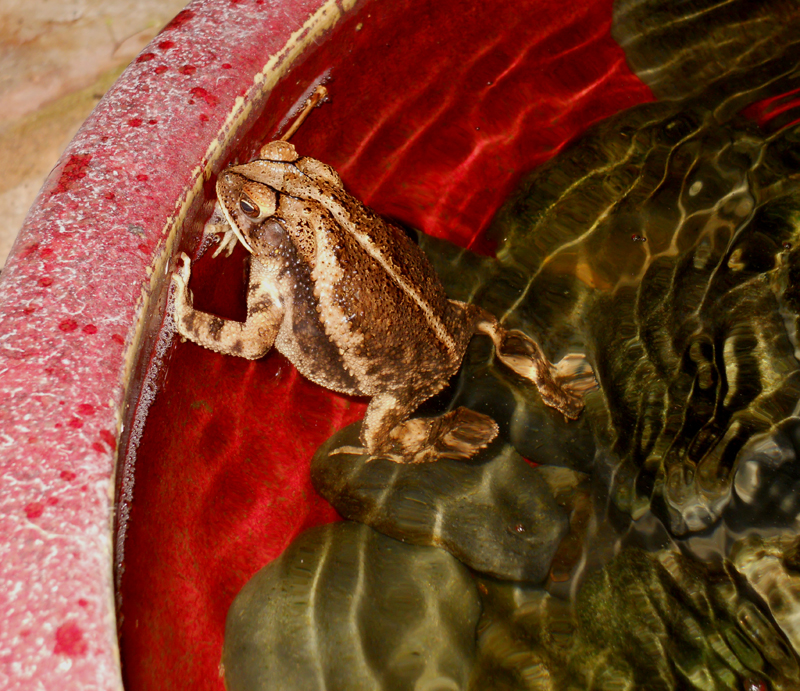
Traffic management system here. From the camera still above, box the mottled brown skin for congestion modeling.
[172,141,589,463]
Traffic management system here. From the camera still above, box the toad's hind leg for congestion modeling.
[468,306,595,420]
[334,392,499,464]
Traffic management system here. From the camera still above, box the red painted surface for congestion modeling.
[0,0,654,689]
[118,1,653,690]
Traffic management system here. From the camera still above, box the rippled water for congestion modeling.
[222,1,800,689]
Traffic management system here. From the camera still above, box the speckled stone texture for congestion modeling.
[0,0,189,266]
[0,0,359,688]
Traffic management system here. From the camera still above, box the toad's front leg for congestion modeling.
[172,252,283,360]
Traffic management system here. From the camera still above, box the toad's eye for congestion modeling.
[239,195,260,218]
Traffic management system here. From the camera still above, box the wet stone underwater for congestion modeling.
[211,2,800,690]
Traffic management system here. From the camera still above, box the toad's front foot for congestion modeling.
[202,203,239,258]
[171,252,193,303]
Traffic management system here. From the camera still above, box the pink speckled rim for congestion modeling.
[0,0,361,687]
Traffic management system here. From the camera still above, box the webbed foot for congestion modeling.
[493,328,595,420]
[552,352,597,395]
[334,407,499,464]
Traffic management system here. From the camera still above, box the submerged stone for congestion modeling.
[223,521,481,691]
[422,101,800,539]
[612,0,800,110]
[726,419,800,533]
[312,423,589,583]
[471,548,800,690]
[732,534,800,658]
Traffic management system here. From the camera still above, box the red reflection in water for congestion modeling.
[743,85,800,129]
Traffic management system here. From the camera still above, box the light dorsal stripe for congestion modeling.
[353,227,457,354]
[312,185,458,356]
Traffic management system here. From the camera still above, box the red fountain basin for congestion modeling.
[0,0,652,688]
